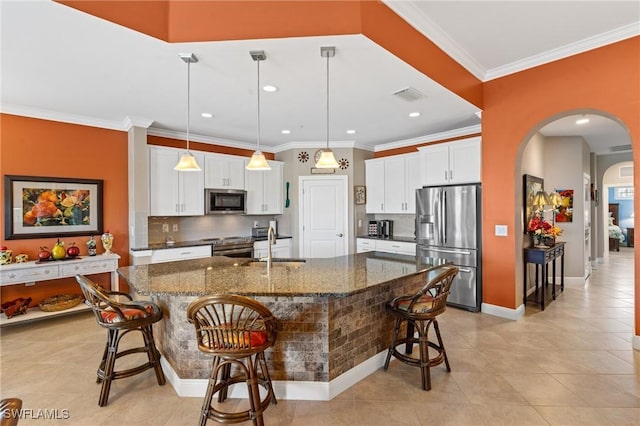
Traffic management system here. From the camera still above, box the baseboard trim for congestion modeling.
[160,351,388,400]
[481,302,524,320]
[633,334,640,351]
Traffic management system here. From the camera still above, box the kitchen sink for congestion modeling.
[242,259,306,268]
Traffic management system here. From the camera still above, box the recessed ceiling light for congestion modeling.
[409,112,421,118]
[576,117,590,125]
[281,129,291,134]
[346,130,356,134]
[201,112,213,118]
[263,85,278,92]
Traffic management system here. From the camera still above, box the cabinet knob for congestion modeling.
[336,233,344,237]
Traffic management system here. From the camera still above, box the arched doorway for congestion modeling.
[516,110,634,323]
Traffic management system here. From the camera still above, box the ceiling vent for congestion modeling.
[393,87,425,102]
[619,166,633,178]
[609,144,632,152]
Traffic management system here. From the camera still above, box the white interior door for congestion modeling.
[299,176,348,258]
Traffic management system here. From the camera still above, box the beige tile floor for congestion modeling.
[1,248,638,425]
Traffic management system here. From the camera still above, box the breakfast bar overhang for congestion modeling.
[117,252,447,400]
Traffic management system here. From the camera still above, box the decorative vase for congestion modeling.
[543,236,555,247]
[86,235,97,256]
[101,231,113,255]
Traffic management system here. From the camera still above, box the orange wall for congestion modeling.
[481,37,639,324]
[0,114,129,306]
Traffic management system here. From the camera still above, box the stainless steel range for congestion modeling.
[201,236,254,258]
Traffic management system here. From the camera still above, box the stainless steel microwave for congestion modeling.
[205,189,246,214]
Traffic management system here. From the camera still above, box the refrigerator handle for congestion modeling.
[442,190,447,243]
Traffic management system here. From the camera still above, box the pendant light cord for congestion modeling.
[257,58,261,152]
[326,52,330,150]
[186,59,191,153]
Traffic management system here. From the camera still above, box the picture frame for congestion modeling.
[355,186,366,205]
[4,175,103,240]
[523,174,543,234]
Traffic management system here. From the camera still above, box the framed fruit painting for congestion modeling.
[4,175,103,239]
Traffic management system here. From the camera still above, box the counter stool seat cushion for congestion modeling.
[99,304,155,323]
[396,294,435,313]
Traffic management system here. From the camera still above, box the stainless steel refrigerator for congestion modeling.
[416,184,481,312]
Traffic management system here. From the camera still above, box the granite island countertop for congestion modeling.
[117,251,448,298]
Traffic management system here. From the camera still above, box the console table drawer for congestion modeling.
[59,258,119,276]
[1,265,59,285]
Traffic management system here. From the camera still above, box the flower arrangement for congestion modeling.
[527,215,563,244]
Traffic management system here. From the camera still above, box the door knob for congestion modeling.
[336,233,344,237]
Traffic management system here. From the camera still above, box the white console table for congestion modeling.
[0,253,120,326]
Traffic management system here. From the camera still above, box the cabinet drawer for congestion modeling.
[59,258,119,276]
[1,264,59,285]
[376,240,416,255]
[356,238,376,253]
[150,246,211,264]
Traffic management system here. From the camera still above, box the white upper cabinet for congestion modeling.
[204,153,245,190]
[365,158,385,213]
[419,137,481,186]
[149,146,204,216]
[365,153,419,214]
[245,160,283,215]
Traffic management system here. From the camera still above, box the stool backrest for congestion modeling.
[390,266,459,317]
[75,274,160,328]
[187,294,277,357]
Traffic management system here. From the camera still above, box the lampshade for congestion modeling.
[532,190,551,209]
[174,53,201,172]
[315,46,339,169]
[175,153,201,171]
[246,151,270,170]
[246,50,271,171]
[548,191,563,207]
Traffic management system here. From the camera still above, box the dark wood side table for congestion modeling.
[627,228,634,248]
[523,242,565,311]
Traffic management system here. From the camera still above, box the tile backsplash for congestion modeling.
[147,215,278,245]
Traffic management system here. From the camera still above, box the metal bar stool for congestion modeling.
[76,275,166,406]
[187,294,277,426]
[383,266,458,391]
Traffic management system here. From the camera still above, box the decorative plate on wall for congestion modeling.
[298,151,309,163]
[338,158,349,170]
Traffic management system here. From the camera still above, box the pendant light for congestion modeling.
[174,53,201,171]
[246,50,271,171]
[315,46,339,169]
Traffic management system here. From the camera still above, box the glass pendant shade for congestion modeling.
[246,151,270,170]
[315,148,340,168]
[174,152,201,171]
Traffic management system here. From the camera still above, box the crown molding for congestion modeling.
[271,140,358,153]
[381,0,487,81]
[0,103,127,131]
[485,22,640,81]
[147,127,258,151]
[374,124,482,152]
[123,116,154,130]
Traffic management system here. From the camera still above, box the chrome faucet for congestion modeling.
[266,226,275,272]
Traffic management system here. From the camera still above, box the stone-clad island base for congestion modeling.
[116,252,448,400]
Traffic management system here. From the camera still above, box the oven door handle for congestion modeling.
[213,247,254,256]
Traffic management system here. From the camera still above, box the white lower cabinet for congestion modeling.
[356,238,416,256]
[254,238,292,259]
[150,246,211,264]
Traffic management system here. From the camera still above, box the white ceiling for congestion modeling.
[1,1,638,154]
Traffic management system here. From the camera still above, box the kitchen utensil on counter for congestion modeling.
[285,182,290,208]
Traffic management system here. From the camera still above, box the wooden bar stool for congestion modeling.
[187,294,277,426]
[384,266,458,391]
[76,275,166,406]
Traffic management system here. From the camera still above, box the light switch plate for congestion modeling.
[495,225,508,236]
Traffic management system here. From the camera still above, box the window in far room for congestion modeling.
[615,186,634,200]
